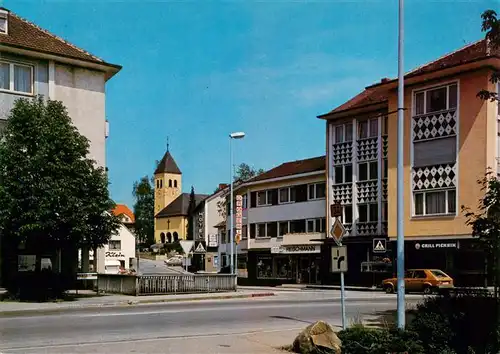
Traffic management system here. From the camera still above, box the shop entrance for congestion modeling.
[296,255,321,284]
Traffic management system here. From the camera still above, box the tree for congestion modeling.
[132,176,155,246]
[478,10,500,102]
[462,170,500,351]
[187,186,196,240]
[234,163,265,182]
[0,97,120,297]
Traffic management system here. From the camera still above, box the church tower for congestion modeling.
[154,146,182,215]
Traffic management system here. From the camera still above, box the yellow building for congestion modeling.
[153,149,207,244]
[319,38,500,286]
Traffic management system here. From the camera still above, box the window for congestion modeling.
[334,164,352,184]
[382,116,388,136]
[358,118,378,139]
[169,179,172,187]
[290,219,306,233]
[413,270,427,279]
[334,123,353,143]
[0,12,7,34]
[257,223,267,238]
[242,225,248,239]
[414,83,458,115]
[257,191,269,206]
[414,189,456,216]
[308,183,326,200]
[382,202,388,221]
[109,240,121,250]
[279,221,289,237]
[0,62,33,94]
[174,180,178,188]
[256,256,273,279]
[242,194,248,209]
[307,218,326,233]
[279,188,291,203]
[358,203,378,222]
[267,222,278,238]
[358,161,377,181]
[343,205,353,224]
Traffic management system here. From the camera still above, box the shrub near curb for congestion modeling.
[337,325,424,354]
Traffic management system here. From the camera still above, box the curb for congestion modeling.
[0,292,276,317]
[305,285,381,292]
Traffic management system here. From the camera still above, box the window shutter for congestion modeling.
[414,137,456,167]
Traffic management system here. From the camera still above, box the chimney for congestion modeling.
[381,78,390,83]
[218,183,228,191]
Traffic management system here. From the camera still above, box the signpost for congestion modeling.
[330,201,347,330]
[179,240,194,272]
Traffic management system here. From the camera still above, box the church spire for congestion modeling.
[154,141,181,175]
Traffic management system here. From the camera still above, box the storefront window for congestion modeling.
[256,256,273,278]
[237,255,247,270]
[274,257,293,279]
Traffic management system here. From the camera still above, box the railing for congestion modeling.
[97,274,237,296]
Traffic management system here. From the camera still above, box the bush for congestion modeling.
[338,325,424,354]
[409,292,500,354]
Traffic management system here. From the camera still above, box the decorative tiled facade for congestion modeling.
[412,164,457,191]
[357,181,378,204]
[412,110,457,141]
[332,183,352,205]
[357,138,378,162]
[332,142,353,165]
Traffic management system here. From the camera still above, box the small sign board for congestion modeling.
[373,238,387,253]
[77,272,98,280]
[331,246,348,273]
[330,201,342,218]
[235,195,243,244]
[330,218,346,246]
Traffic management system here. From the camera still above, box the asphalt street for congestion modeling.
[0,292,423,353]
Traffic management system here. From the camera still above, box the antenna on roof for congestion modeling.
[166,136,170,152]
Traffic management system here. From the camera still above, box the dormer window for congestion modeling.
[0,11,8,35]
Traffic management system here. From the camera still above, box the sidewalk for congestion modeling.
[0,289,275,316]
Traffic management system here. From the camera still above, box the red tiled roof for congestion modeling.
[112,204,135,223]
[247,156,325,183]
[0,8,120,69]
[321,38,499,116]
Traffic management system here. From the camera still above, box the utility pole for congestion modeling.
[396,0,406,329]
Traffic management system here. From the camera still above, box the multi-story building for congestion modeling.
[0,7,121,276]
[221,156,327,285]
[319,39,500,286]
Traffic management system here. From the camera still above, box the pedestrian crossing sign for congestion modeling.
[194,243,206,254]
[373,238,387,253]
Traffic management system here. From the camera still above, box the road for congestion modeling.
[0,292,423,353]
[138,258,188,275]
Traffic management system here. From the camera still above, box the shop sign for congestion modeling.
[77,272,98,280]
[414,241,459,250]
[271,245,320,254]
[208,234,218,248]
[105,251,125,258]
[235,195,243,244]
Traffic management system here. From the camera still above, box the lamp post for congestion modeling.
[396,0,406,329]
[229,131,245,275]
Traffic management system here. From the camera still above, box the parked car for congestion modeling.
[164,255,183,266]
[382,269,454,294]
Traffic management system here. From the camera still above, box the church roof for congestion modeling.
[156,193,208,218]
[154,150,182,175]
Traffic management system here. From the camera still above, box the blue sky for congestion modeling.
[9,0,492,207]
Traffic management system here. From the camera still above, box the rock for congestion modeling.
[292,321,341,354]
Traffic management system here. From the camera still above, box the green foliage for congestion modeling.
[234,162,264,182]
[0,97,119,250]
[409,293,500,354]
[132,176,155,246]
[478,10,500,102]
[338,326,423,354]
[163,241,184,255]
[187,186,196,240]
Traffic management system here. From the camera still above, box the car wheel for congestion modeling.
[423,285,433,295]
[385,285,394,294]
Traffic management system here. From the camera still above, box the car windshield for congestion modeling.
[430,270,449,278]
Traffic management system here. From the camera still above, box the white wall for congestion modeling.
[205,193,225,243]
[53,64,106,167]
[248,199,325,223]
[103,224,136,273]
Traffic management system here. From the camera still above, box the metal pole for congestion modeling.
[396,0,406,329]
[340,263,346,330]
[229,138,234,275]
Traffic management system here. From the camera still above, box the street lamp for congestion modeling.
[229,131,245,275]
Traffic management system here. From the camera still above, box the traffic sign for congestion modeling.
[330,201,342,217]
[194,242,206,254]
[373,238,387,253]
[179,240,194,254]
[331,246,347,273]
[330,218,346,245]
